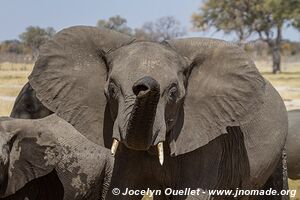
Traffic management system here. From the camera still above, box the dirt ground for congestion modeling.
[0,61,299,199]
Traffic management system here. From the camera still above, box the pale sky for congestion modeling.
[0,0,299,42]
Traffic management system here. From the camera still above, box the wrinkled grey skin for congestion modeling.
[0,115,114,200]
[11,26,288,199]
[286,110,300,180]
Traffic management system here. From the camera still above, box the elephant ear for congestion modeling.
[166,38,266,156]
[28,26,134,145]
[0,118,57,197]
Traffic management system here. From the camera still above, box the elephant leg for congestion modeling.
[1,170,63,200]
[106,175,145,200]
[106,147,153,200]
[260,147,289,200]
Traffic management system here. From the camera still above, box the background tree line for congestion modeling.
[97,15,186,41]
[192,0,300,73]
[1,0,300,74]
[0,26,55,58]
[0,16,185,60]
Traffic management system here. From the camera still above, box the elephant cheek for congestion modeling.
[110,100,127,141]
[109,100,119,121]
[152,104,167,145]
[153,123,166,147]
[112,119,122,141]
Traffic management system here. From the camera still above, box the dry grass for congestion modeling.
[263,72,300,88]
[290,179,300,200]
[0,62,33,71]
[0,99,14,117]
[0,86,23,97]
[0,62,32,116]
[0,62,299,199]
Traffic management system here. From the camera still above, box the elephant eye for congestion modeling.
[168,86,178,102]
[108,81,118,99]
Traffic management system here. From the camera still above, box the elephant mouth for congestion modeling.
[110,138,165,165]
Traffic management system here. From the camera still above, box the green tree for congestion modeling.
[19,26,55,58]
[0,40,29,54]
[96,15,132,35]
[192,0,252,42]
[192,0,300,74]
[291,3,300,30]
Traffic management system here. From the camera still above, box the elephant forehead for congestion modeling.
[111,58,179,92]
[111,42,184,83]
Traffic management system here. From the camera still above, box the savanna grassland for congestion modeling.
[0,62,33,115]
[0,61,299,199]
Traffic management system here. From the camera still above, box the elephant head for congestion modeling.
[27,26,265,165]
[0,115,114,200]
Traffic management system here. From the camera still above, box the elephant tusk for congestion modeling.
[157,142,164,166]
[111,139,119,156]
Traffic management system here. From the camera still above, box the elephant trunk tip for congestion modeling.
[132,76,160,98]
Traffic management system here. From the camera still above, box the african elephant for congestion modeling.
[11,26,288,199]
[286,109,300,180]
[0,114,114,200]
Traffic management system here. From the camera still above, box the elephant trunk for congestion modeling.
[125,76,160,150]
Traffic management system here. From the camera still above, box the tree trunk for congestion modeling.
[262,26,282,74]
[271,44,281,74]
[271,26,282,74]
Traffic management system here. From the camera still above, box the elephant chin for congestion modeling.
[110,138,165,165]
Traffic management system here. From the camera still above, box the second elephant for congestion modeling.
[0,114,113,200]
